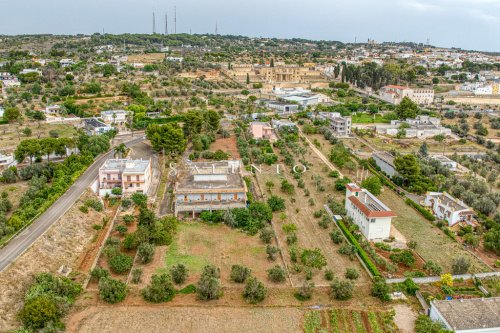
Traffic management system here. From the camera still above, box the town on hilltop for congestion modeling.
[0,33,498,333]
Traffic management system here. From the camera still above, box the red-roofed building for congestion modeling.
[345,183,396,240]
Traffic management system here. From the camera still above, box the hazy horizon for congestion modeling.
[0,0,499,52]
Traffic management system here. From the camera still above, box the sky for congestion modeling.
[0,0,499,52]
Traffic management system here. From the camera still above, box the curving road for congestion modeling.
[0,136,145,272]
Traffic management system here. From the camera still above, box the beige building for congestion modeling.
[98,159,152,196]
[173,160,247,217]
[379,85,434,105]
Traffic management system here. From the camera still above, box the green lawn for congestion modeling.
[351,113,390,124]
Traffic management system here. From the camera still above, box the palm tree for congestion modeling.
[114,143,128,158]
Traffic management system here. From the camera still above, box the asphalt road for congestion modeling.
[0,136,145,272]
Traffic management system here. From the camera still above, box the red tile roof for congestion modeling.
[347,196,397,218]
[384,85,409,90]
[346,183,361,192]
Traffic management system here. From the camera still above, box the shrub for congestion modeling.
[286,232,298,245]
[121,198,132,208]
[131,193,148,207]
[300,248,327,269]
[122,233,137,250]
[415,315,453,333]
[318,216,330,229]
[111,187,123,196]
[230,265,251,283]
[142,273,175,303]
[19,295,61,330]
[295,281,314,301]
[259,227,275,244]
[79,205,88,214]
[267,195,286,211]
[289,246,298,262]
[330,279,353,300]
[266,245,279,261]
[123,214,135,224]
[108,253,133,274]
[338,244,357,260]
[403,278,419,296]
[330,230,343,244]
[390,250,415,267]
[282,223,297,234]
[243,277,267,304]
[345,267,359,280]
[197,265,222,300]
[98,277,127,304]
[84,199,103,212]
[137,242,155,264]
[267,265,286,283]
[90,267,109,282]
[115,224,128,235]
[371,277,390,301]
[171,263,188,285]
[313,210,323,218]
[452,256,471,274]
[131,268,143,284]
[324,269,335,281]
[361,176,382,196]
[423,260,442,276]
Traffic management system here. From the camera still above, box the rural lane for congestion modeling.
[0,135,145,272]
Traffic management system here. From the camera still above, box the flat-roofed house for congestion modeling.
[249,122,277,142]
[345,183,396,241]
[317,112,352,136]
[424,192,475,226]
[173,160,247,217]
[100,109,131,125]
[83,118,113,136]
[429,297,500,333]
[98,159,152,197]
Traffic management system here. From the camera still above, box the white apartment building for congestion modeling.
[344,183,396,241]
[379,85,434,105]
[317,112,352,136]
[423,192,475,226]
[98,159,152,197]
[100,110,131,125]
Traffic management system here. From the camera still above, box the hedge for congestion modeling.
[336,219,381,278]
[405,198,435,222]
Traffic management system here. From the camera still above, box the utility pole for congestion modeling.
[152,11,156,34]
[174,6,177,34]
[215,21,218,35]
[165,13,168,34]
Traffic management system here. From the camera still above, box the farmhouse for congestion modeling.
[376,115,452,138]
[423,192,475,226]
[431,155,458,171]
[379,85,434,105]
[44,105,61,115]
[271,119,296,130]
[173,160,247,217]
[345,183,396,241]
[98,159,152,197]
[0,153,14,169]
[429,297,500,333]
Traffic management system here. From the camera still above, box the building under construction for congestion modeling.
[173,160,247,217]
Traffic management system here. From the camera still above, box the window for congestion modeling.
[127,176,131,181]
[136,175,140,181]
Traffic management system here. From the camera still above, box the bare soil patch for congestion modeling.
[210,136,240,159]
[126,53,165,64]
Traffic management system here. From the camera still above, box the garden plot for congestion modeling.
[0,190,106,332]
[254,146,371,291]
[303,308,399,333]
[158,222,287,287]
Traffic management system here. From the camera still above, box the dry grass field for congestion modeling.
[0,190,106,332]
[0,123,78,151]
[379,189,489,274]
[126,53,165,64]
[156,222,285,287]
